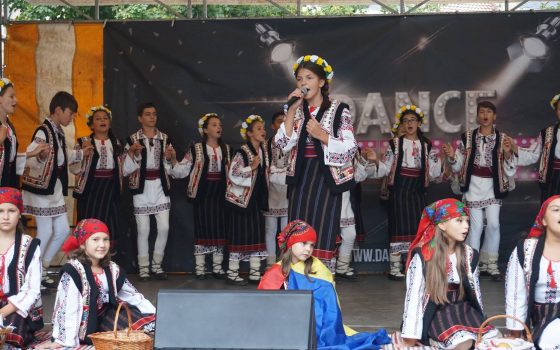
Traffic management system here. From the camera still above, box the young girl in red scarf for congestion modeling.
[505,195,560,349]
[258,220,390,349]
[38,219,155,348]
[0,187,43,348]
[399,198,497,349]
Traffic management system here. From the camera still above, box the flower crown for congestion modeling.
[198,113,219,137]
[240,115,264,140]
[292,55,334,83]
[392,104,427,133]
[0,78,14,94]
[551,93,560,110]
[86,105,112,120]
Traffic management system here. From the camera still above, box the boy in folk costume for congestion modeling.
[123,102,178,281]
[171,113,231,279]
[22,91,89,289]
[515,93,560,203]
[442,101,516,281]
[225,115,270,285]
[264,111,289,266]
[367,105,443,280]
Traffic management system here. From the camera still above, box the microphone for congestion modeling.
[283,87,309,111]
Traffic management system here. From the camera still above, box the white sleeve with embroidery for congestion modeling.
[25,129,47,170]
[354,155,369,183]
[67,147,83,165]
[428,150,443,179]
[52,272,83,347]
[269,148,287,186]
[118,279,156,314]
[505,247,527,330]
[122,153,140,177]
[371,148,394,179]
[274,122,299,153]
[324,108,358,167]
[449,142,465,173]
[169,149,193,179]
[228,152,252,187]
[472,263,485,312]
[8,246,42,318]
[516,136,541,167]
[401,253,425,340]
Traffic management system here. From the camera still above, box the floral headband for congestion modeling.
[0,78,14,94]
[293,55,334,83]
[198,113,219,137]
[392,104,427,133]
[86,105,112,120]
[406,198,469,270]
[240,115,264,140]
[551,93,560,110]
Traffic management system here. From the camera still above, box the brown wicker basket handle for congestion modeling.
[476,314,533,345]
[113,302,133,339]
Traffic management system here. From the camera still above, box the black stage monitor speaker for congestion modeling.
[154,289,316,350]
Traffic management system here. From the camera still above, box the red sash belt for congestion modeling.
[145,169,160,180]
[472,165,493,178]
[206,172,221,181]
[94,169,114,178]
[400,167,421,178]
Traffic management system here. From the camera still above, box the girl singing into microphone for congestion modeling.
[274,55,358,270]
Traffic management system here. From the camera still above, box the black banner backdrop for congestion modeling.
[104,13,560,272]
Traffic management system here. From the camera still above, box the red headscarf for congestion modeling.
[277,220,317,253]
[406,198,469,270]
[528,195,560,238]
[61,218,110,253]
[0,187,23,213]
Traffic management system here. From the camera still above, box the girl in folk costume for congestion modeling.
[225,115,269,285]
[515,93,560,203]
[258,220,391,349]
[442,101,516,281]
[38,219,156,349]
[274,55,358,270]
[399,198,497,349]
[0,188,43,348]
[368,105,442,280]
[22,91,88,289]
[71,106,124,250]
[0,78,24,188]
[171,113,231,279]
[123,102,178,281]
[505,195,560,349]
[264,111,289,266]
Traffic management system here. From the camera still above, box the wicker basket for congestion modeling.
[475,314,535,350]
[0,328,12,348]
[88,302,153,350]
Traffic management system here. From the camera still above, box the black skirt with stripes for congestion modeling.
[388,175,426,249]
[193,179,228,247]
[77,176,120,237]
[541,169,560,203]
[531,301,560,343]
[97,303,156,335]
[428,287,492,346]
[0,299,36,347]
[288,157,342,261]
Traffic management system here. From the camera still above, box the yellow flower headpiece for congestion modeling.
[198,113,219,137]
[86,105,112,120]
[292,55,334,83]
[551,93,560,110]
[0,78,14,94]
[391,104,427,133]
[240,115,264,140]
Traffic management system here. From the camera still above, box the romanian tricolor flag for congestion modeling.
[259,257,390,350]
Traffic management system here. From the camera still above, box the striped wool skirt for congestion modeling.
[193,177,228,249]
[0,299,36,347]
[428,286,493,347]
[541,169,560,203]
[388,174,426,254]
[77,175,120,239]
[288,157,342,261]
[531,301,560,343]
[96,303,155,339]
[228,204,266,254]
